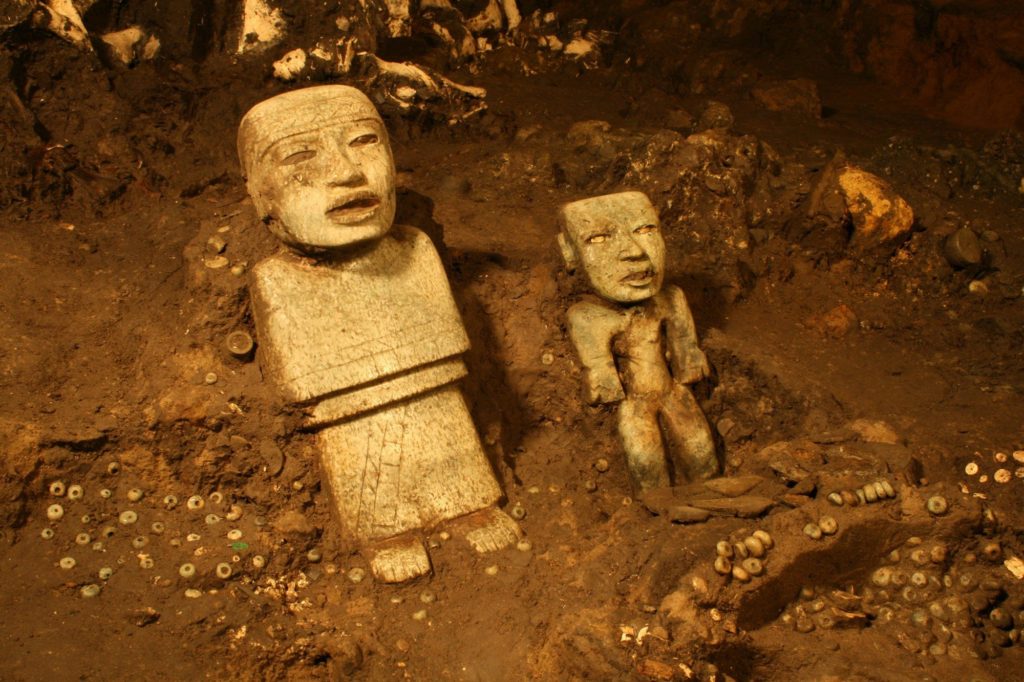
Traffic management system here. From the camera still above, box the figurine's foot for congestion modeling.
[449,506,522,553]
[367,534,432,583]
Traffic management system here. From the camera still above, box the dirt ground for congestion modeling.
[1,2,1024,680]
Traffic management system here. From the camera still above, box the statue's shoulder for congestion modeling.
[568,296,623,330]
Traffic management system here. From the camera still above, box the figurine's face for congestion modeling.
[239,86,396,253]
[559,191,666,303]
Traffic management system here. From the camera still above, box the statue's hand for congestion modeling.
[675,350,710,385]
[586,371,626,405]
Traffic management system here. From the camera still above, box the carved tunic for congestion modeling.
[251,225,501,541]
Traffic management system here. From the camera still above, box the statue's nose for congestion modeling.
[326,148,366,187]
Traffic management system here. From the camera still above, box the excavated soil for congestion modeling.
[1,6,1023,682]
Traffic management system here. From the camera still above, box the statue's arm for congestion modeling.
[568,303,625,405]
[664,286,709,385]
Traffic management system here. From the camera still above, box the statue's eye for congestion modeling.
[634,224,658,235]
[350,133,379,147]
[586,234,609,244]
[281,150,315,165]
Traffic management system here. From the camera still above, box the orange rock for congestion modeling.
[837,167,914,251]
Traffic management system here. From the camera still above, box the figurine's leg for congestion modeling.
[660,384,718,481]
[618,396,671,490]
[366,532,432,583]
[447,506,522,553]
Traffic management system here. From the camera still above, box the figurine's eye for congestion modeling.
[280,150,315,165]
[586,234,609,244]
[350,133,379,147]
[634,224,658,235]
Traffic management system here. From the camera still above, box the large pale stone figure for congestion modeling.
[558,191,718,490]
[238,85,520,582]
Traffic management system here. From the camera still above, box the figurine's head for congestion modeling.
[238,85,396,253]
[558,191,666,304]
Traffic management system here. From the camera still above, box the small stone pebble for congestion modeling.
[926,496,948,516]
[731,565,751,583]
[347,567,365,583]
[47,504,64,521]
[746,535,768,557]
[752,530,773,549]
[741,558,764,577]
[80,584,101,598]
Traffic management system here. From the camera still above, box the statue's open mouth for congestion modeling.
[326,192,381,221]
[621,268,654,285]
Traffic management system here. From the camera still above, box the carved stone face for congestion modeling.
[238,86,396,253]
[558,191,666,304]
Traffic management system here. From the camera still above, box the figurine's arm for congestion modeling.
[664,286,709,385]
[567,303,625,405]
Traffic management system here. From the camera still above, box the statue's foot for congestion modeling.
[367,534,431,583]
[449,506,522,553]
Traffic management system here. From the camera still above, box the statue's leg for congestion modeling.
[617,396,671,490]
[660,384,718,481]
[318,385,518,578]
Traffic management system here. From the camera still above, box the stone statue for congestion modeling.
[238,85,521,582]
[558,191,718,490]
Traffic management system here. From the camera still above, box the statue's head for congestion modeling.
[558,191,666,304]
[238,85,396,254]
